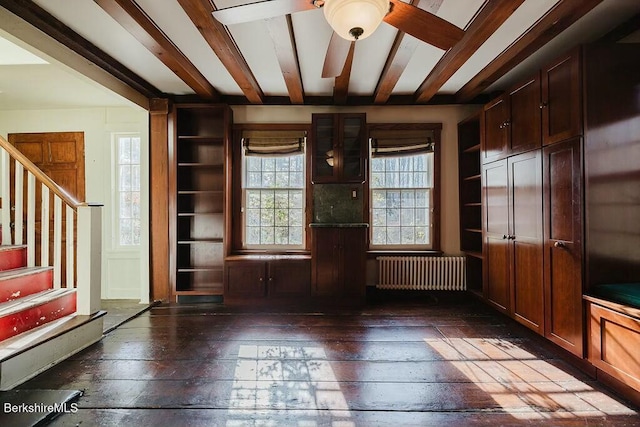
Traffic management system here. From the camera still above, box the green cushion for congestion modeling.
[590,283,640,309]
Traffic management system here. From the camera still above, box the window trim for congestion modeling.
[365,123,441,252]
[231,123,312,254]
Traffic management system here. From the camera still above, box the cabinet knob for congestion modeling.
[259,277,264,282]
[539,102,548,109]
[502,234,508,239]
[508,235,516,240]
[503,120,510,127]
[269,277,274,283]
[554,241,565,248]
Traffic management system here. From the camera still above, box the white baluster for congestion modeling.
[1,149,10,245]
[66,205,74,288]
[27,172,36,266]
[41,185,50,266]
[14,163,23,245]
[53,195,62,288]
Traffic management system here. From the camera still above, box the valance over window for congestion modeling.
[242,130,306,156]
[369,129,435,157]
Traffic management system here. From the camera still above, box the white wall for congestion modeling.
[0,106,150,302]
[232,104,480,255]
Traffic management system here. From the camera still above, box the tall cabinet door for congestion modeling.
[543,138,583,357]
[509,151,544,333]
[483,159,510,313]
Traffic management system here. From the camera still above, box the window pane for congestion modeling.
[369,152,433,249]
[243,153,305,248]
[116,134,141,246]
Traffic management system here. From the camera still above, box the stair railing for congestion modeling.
[0,135,101,315]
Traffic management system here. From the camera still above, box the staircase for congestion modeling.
[0,135,104,390]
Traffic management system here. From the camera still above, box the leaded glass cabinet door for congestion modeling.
[311,114,337,183]
[340,114,366,183]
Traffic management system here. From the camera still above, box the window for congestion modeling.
[114,134,141,246]
[241,129,306,249]
[369,127,439,250]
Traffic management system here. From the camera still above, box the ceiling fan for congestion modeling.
[212,0,464,78]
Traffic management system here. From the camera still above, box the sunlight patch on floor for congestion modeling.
[425,337,637,420]
[228,344,355,426]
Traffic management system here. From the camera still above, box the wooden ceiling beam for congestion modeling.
[178,0,264,104]
[333,42,356,105]
[95,0,218,100]
[0,0,160,100]
[456,0,604,103]
[414,0,525,104]
[265,15,304,104]
[373,0,443,105]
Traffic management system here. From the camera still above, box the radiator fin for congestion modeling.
[376,256,466,291]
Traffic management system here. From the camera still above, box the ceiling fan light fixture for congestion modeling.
[323,0,388,41]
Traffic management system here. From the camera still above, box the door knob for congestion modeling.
[554,241,565,248]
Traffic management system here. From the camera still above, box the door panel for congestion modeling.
[482,97,508,163]
[510,151,543,333]
[544,138,583,356]
[509,75,541,154]
[483,160,510,312]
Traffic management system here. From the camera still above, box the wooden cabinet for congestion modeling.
[311,227,367,301]
[483,151,543,333]
[481,75,542,163]
[457,112,483,294]
[311,113,366,183]
[541,48,582,146]
[224,257,311,302]
[170,104,231,300]
[543,138,583,356]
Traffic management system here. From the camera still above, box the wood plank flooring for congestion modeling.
[18,294,639,426]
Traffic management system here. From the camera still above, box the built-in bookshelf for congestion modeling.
[171,104,231,299]
[458,112,483,295]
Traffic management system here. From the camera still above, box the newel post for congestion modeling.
[76,203,103,315]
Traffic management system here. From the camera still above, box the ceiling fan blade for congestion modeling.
[384,0,464,51]
[212,0,317,26]
[322,32,353,78]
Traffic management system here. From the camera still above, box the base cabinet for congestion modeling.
[224,258,310,303]
[311,227,366,302]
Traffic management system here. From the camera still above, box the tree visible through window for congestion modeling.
[244,155,305,247]
[116,134,141,246]
[370,153,433,247]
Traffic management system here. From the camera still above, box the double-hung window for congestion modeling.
[241,130,306,249]
[369,128,438,250]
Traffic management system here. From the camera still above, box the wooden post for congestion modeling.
[76,203,103,315]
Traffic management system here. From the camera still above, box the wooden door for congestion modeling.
[225,260,267,298]
[482,96,508,163]
[543,138,583,356]
[509,151,544,333]
[483,159,510,312]
[340,228,367,297]
[268,259,311,298]
[312,228,341,296]
[509,74,541,154]
[8,132,85,277]
[541,48,582,146]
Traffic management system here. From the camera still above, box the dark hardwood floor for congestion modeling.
[20,292,639,426]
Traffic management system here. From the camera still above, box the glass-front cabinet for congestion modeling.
[311,113,366,183]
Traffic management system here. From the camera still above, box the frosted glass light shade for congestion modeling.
[323,0,389,41]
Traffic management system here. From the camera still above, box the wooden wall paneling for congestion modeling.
[584,43,640,288]
[149,98,170,302]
